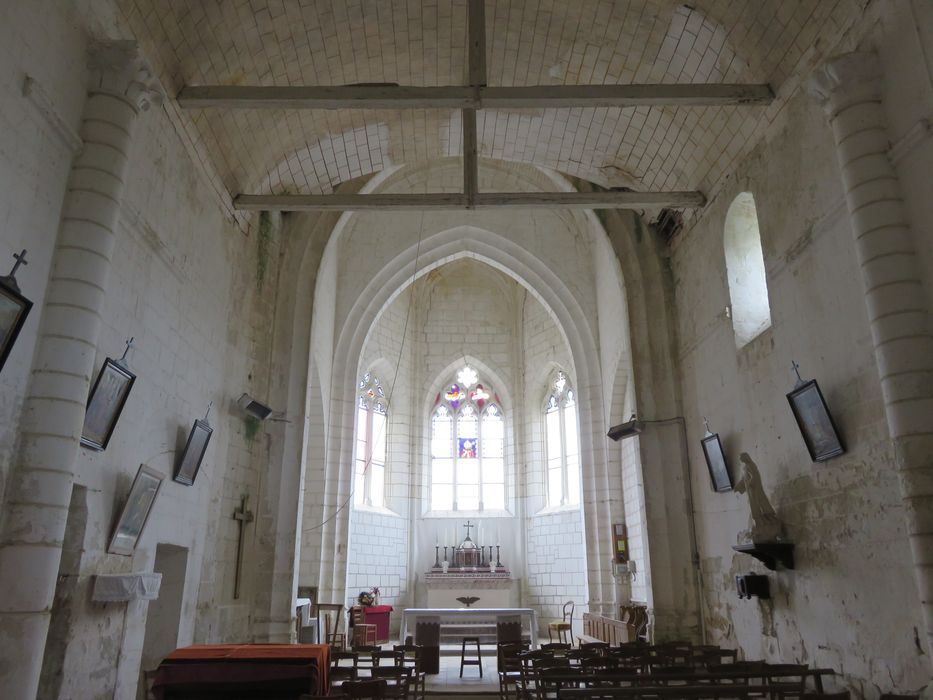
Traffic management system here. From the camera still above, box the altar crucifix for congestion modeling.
[232,495,254,599]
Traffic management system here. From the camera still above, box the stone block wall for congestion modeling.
[669,5,933,691]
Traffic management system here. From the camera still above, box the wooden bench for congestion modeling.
[580,612,639,646]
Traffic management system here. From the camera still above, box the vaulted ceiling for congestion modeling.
[117,0,865,204]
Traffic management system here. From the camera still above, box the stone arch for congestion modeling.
[319,222,608,611]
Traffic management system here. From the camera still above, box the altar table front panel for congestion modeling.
[400,608,539,649]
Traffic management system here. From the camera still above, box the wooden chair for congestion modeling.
[496,642,527,700]
[331,651,361,688]
[315,603,346,650]
[352,605,379,648]
[393,644,426,700]
[342,679,388,700]
[764,663,808,699]
[372,650,405,668]
[371,667,412,700]
[548,602,574,645]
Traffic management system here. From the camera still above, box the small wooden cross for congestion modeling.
[463,520,474,539]
[8,249,28,278]
[232,495,254,600]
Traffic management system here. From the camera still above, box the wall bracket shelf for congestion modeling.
[732,542,794,570]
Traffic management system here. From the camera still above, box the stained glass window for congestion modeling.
[355,372,388,508]
[544,371,581,507]
[430,366,506,512]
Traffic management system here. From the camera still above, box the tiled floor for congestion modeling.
[424,645,500,692]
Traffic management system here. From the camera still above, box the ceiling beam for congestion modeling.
[233,191,707,211]
[176,83,774,110]
[462,0,485,204]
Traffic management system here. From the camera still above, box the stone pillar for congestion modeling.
[0,41,161,699]
[809,52,933,660]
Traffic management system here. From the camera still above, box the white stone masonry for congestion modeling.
[0,41,162,699]
[809,51,933,663]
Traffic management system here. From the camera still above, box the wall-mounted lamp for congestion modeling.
[607,415,643,441]
[236,393,273,420]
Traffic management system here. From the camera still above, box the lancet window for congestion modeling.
[430,366,505,512]
[354,371,387,508]
[544,370,581,507]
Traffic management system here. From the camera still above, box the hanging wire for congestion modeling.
[304,210,427,532]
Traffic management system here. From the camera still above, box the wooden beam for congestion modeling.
[177,83,773,110]
[463,109,478,203]
[462,0,486,204]
[233,191,706,211]
[468,0,487,88]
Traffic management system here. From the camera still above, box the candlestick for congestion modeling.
[488,545,494,567]
[443,546,448,563]
[480,544,486,567]
[496,544,502,568]
[434,544,441,568]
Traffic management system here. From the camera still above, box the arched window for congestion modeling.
[354,372,387,508]
[544,370,580,507]
[724,192,771,349]
[430,366,505,512]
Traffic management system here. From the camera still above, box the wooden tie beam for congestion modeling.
[177,0,771,210]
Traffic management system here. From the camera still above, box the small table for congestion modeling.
[153,644,330,699]
[363,605,393,643]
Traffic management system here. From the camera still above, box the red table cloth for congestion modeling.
[157,643,329,696]
[363,605,393,643]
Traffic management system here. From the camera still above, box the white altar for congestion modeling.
[423,572,513,608]
[400,607,539,649]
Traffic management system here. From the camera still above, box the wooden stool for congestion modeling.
[459,637,482,678]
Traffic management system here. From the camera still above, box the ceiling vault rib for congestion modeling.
[232,192,707,211]
[176,83,774,110]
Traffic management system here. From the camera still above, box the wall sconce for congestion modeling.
[607,415,643,441]
[237,393,273,420]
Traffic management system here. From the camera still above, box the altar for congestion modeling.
[423,520,515,607]
[400,608,539,650]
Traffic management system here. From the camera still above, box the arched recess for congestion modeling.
[318,220,611,615]
[724,192,771,349]
[283,159,697,640]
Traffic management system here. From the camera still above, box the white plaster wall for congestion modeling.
[670,7,933,689]
[0,0,88,512]
[0,3,280,696]
[520,292,588,632]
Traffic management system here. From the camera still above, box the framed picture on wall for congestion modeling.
[787,379,845,462]
[108,464,164,555]
[0,275,32,374]
[173,419,213,486]
[701,432,733,492]
[81,358,136,451]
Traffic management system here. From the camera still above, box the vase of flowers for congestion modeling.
[357,590,374,607]
[373,587,380,607]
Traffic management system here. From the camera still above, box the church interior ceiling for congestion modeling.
[117,1,865,203]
